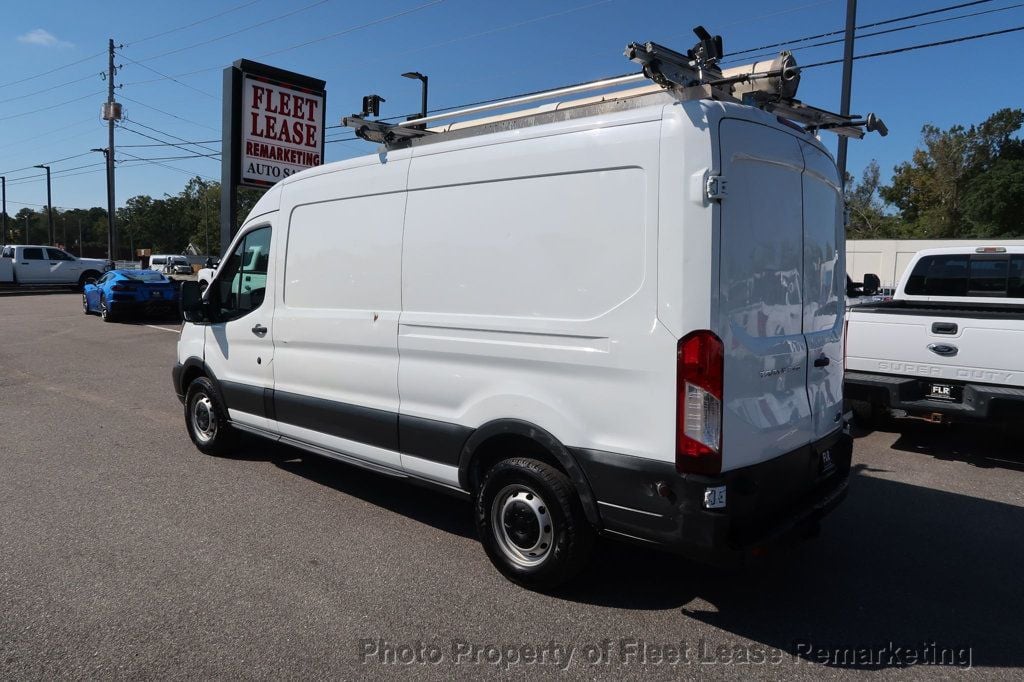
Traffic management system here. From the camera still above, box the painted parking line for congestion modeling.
[144,324,181,334]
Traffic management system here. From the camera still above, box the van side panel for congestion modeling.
[273,154,409,469]
[400,117,676,467]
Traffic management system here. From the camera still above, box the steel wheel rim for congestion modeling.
[82,294,88,312]
[100,298,108,319]
[191,394,217,444]
[490,484,554,568]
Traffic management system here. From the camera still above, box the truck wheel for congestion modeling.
[77,271,99,291]
[850,399,887,429]
[99,295,117,323]
[476,457,595,590]
[184,376,236,456]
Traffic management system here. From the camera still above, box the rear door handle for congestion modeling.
[813,356,830,368]
[251,324,268,337]
[932,322,958,335]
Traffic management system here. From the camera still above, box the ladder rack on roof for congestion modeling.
[342,26,887,148]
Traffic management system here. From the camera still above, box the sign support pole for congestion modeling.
[220,65,243,257]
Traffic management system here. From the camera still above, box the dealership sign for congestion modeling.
[221,60,326,252]
[242,75,324,186]
[223,59,327,190]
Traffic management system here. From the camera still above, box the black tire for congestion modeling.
[99,295,117,323]
[77,271,100,291]
[184,376,236,456]
[476,457,595,590]
[850,399,888,429]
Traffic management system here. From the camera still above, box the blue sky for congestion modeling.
[1,0,1022,212]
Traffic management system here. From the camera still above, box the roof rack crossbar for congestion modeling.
[394,73,647,129]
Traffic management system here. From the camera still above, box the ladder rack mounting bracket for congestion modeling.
[342,116,434,145]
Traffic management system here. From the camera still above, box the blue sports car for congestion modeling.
[82,269,180,322]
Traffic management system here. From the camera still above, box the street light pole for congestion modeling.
[33,164,53,244]
[91,147,115,260]
[1,175,7,246]
[78,218,83,257]
[401,71,429,120]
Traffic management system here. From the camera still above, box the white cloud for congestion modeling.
[17,29,73,48]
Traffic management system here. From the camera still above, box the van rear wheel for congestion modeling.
[185,376,236,456]
[476,457,595,590]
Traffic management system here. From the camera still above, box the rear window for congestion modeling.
[122,271,168,282]
[22,248,45,260]
[905,254,1024,298]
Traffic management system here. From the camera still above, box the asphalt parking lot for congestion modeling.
[1,293,1022,678]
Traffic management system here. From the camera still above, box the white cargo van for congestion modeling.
[174,34,882,587]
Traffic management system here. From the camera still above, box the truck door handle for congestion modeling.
[251,324,268,337]
[813,356,830,368]
[932,322,958,335]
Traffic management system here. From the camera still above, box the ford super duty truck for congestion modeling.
[0,245,111,290]
[845,246,1024,425]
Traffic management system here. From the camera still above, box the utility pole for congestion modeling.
[102,38,122,261]
[78,218,83,257]
[34,164,53,244]
[1,176,6,246]
[836,0,857,190]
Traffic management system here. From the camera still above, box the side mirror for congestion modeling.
[180,280,208,323]
[862,273,880,296]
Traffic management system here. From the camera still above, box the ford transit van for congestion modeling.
[174,41,860,588]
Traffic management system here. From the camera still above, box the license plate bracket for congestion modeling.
[928,383,956,401]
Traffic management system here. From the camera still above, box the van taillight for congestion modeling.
[676,330,723,475]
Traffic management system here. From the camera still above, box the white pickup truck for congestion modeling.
[0,244,111,290]
[845,246,1024,425]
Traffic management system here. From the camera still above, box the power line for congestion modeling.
[722,1,1024,65]
[132,0,333,63]
[118,53,217,99]
[800,22,1024,68]
[118,124,221,158]
[124,0,264,47]
[0,151,96,177]
[259,0,446,58]
[1,72,102,104]
[119,139,220,148]
[724,0,998,59]
[4,162,109,186]
[118,150,217,181]
[118,94,220,132]
[0,50,105,91]
[0,90,105,123]
[119,119,221,155]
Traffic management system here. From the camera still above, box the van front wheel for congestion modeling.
[476,457,595,590]
[185,377,235,456]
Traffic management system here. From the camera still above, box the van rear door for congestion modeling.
[799,141,846,441]
[717,119,813,471]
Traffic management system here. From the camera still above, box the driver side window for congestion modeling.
[214,226,271,322]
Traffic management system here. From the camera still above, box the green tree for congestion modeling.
[844,160,901,238]
[880,108,1024,238]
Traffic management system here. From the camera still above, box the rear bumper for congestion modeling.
[845,370,1024,421]
[109,298,179,316]
[572,429,852,563]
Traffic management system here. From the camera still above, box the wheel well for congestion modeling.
[80,270,100,281]
[468,434,567,493]
[180,365,206,395]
